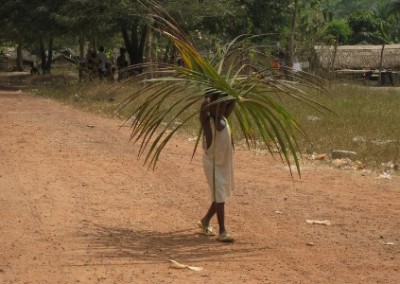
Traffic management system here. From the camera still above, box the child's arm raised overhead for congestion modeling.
[200,98,212,149]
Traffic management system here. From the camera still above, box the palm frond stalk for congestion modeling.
[115,0,329,176]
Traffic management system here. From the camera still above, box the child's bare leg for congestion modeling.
[215,202,226,233]
[215,202,234,242]
[201,201,216,227]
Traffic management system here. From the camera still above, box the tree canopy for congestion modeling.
[0,0,399,72]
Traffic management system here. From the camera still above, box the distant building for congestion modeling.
[314,44,400,71]
[314,44,400,85]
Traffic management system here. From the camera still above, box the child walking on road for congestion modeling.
[198,93,236,243]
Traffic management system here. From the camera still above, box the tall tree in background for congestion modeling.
[34,0,67,73]
[276,0,324,72]
[333,0,380,18]
[371,2,398,85]
[285,0,299,69]
[323,19,351,79]
[388,0,400,42]
[58,0,117,62]
[1,0,398,75]
[113,0,243,68]
[110,0,148,67]
[120,14,148,67]
[0,0,37,71]
[347,9,380,44]
[297,1,331,73]
[169,0,243,54]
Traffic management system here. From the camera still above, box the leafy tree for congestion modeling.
[332,0,381,18]
[58,0,118,61]
[320,0,341,22]
[386,0,400,42]
[372,2,399,43]
[370,2,400,85]
[322,19,351,79]
[279,0,327,70]
[238,1,290,37]
[295,1,330,73]
[0,0,37,70]
[33,0,68,73]
[347,9,380,44]
[390,0,400,13]
[113,0,244,68]
[324,19,351,44]
[1,0,83,73]
[169,0,244,52]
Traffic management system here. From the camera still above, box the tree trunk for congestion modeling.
[45,35,54,72]
[39,37,47,74]
[378,43,385,86]
[145,20,153,74]
[121,20,147,72]
[285,0,298,69]
[78,31,85,80]
[284,0,298,80]
[121,22,133,63]
[79,31,85,62]
[137,24,148,65]
[38,36,54,74]
[330,36,339,81]
[16,35,24,71]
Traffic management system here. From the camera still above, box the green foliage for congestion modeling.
[348,9,381,44]
[318,0,400,44]
[324,19,352,44]
[0,0,36,39]
[238,1,291,37]
[328,0,382,18]
[372,2,400,43]
[59,0,127,46]
[1,0,400,78]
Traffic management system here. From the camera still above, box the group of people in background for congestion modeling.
[85,46,128,81]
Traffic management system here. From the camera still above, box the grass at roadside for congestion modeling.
[2,73,399,172]
[291,84,399,169]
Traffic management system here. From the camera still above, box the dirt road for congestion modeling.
[1,91,399,284]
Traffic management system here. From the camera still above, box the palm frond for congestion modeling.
[115,0,329,175]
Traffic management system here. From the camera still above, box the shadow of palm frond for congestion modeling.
[77,221,271,265]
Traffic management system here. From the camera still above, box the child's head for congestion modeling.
[208,92,227,118]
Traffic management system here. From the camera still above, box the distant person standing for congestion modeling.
[85,48,100,81]
[98,46,107,79]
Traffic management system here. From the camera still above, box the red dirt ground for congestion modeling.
[1,90,399,284]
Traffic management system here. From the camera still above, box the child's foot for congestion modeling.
[197,220,216,236]
[217,231,234,243]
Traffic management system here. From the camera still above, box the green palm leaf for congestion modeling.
[116,0,329,175]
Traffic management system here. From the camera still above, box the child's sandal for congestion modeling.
[217,231,234,243]
[197,221,216,236]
